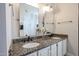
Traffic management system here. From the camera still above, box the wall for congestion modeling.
[0,3,15,56]
[11,4,20,39]
[0,3,7,56]
[6,3,20,55]
[55,3,78,56]
[6,4,13,55]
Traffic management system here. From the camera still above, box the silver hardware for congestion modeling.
[58,21,72,24]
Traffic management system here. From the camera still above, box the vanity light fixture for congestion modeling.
[42,5,53,13]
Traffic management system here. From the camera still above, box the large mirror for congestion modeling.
[11,3,55,38]
[20,3,39,37]
[19,3,55,37]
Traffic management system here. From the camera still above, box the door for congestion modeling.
[50,44,57,56]
[38,46,50,56]
[58,41,63,56]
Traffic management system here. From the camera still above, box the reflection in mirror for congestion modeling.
[38,3,55,35]
[20,3,39,37]
[11,3,55,38]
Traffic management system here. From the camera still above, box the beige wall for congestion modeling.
[55,3,78,56]
[11,3,20,39]
[6,4,12,55]
[6,3,20,55]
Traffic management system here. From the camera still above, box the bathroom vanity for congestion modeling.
[9,34,67,56]
[27,39,67,56]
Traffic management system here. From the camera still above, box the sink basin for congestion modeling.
[22,42,40,48]
[52,37,61,39]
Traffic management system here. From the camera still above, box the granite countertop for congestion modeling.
[9,34,68,56]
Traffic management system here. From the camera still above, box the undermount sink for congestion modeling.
[52,37,61,39]
[22,42,40,48]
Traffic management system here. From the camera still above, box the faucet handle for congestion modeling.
[27,36,33,41]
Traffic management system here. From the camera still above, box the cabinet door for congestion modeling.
[58,41,63,56]
[62,39,67,56]
[27,52,37,56]
[50,44,57,56]
[38,46,50,56]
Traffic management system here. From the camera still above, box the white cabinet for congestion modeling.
[50,44,57,56]
[58,41,63,56]
[27,52,37,56]
[38,46,50,56]
[62,39,67,55]
[26,39,67,56]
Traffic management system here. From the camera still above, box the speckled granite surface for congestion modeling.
[9,34,68,56]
